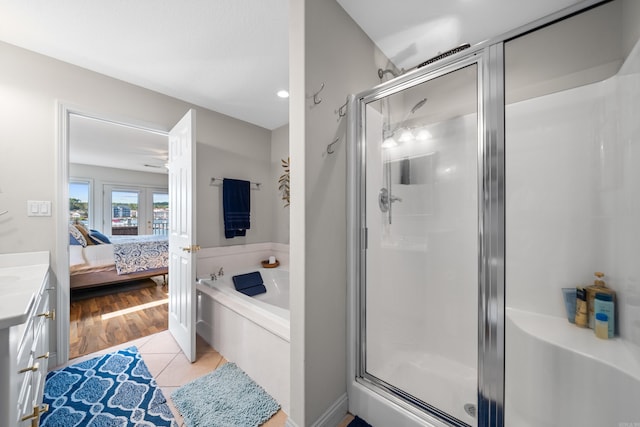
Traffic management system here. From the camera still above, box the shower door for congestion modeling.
[356,60,480,427]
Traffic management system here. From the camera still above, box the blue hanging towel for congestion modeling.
[223,178,251,239]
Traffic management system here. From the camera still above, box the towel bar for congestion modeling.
[210,178,261,189]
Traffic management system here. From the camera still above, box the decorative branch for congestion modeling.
[278,157,290,207]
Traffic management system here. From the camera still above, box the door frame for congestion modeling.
[55,102,169,366]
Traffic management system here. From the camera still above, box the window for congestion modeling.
[152,191,169,236]
[110,190,140,235]
[69,180,91,227]
[103,185,168,236]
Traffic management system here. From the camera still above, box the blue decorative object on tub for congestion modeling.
[223,178,251,238]
[232,271,267,296]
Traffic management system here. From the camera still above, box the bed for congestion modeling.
[69,225,168,290]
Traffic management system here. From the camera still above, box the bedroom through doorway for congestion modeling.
[66,112,171,359]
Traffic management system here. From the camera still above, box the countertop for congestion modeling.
[0,251,49,330]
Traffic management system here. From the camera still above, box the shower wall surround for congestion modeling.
[505,33,640,349]
[503,14,640,427]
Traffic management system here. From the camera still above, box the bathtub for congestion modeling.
[196,268,290,413]
[505,308,640,426]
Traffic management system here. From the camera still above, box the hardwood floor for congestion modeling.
[69,278,168,359]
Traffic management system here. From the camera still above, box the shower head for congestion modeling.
[378,68,400,79]
[411,98,427,114]
[383,98,428,142]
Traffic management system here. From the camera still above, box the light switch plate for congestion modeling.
[27,200,52,217]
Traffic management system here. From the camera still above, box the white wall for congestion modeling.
[195,141,273,248]
[289,0,386,424]
[608,38,640,348]
[69,163,167,232]
[0,40,273,256]
[72,141,283,249]
[505,82,606,317]
[505,39,640,349]
[271,124,290,244]
[0,40,277,365]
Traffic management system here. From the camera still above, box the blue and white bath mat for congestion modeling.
[171,362,280,427]
[40,346,177,427]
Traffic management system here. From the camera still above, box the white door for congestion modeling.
[168,109,197,362]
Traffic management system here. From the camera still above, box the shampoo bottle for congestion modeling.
[586,272,614,329]
[594,313,609,339]
[575,287,588,327]
[594,293,615,338]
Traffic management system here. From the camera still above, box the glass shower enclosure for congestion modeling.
[351,56,487,427]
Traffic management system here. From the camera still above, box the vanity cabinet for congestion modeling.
[0,252,52,427]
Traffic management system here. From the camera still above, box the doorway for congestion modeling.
[57,106,177,362]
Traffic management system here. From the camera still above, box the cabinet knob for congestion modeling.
[18,362,39,374]
[37,310,55,320]
[20,403,49,425]
[36,352,50,360]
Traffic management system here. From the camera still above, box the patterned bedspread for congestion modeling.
[112,236,169,275]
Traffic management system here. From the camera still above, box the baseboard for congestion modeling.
[285,419,300,427]
[48,351,58,369]
[195,320,211,344]
[311,393,349,427]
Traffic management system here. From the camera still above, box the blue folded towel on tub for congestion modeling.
[232,271,266,296]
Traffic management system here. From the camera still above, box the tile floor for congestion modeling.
[57,330,288,427]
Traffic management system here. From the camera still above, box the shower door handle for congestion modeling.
[379,188,390,212]
[378,188,402,213]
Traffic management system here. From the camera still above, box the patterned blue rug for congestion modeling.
[348,415,373,426]
[41,346,177,427]
[171,362,280,427]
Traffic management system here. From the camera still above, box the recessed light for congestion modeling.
[277,90,289,98]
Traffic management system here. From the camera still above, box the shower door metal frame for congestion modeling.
[349,48,504,427]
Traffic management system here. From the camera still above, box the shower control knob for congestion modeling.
[378,188,390,212]
[378,187,401,213]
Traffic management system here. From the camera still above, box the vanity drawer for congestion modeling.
[0,255,50,427]
[16,319,34,374]
[32,318,50,407]
[16,353,34,425]
[15,275,51,426]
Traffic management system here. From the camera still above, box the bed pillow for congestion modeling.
[89,229,111,244]
[69,245,87,268]
[69,225,87,247]
[73,224,95,246]
[70,233,83,246]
